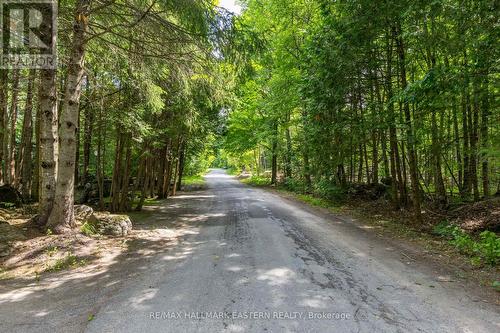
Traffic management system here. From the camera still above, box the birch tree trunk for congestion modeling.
[47,0,90,232]
[38,67,58,226]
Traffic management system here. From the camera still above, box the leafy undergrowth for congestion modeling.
[433,222,500,266]
[241,175,270,186]
[181,174,207,190]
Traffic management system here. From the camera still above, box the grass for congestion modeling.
[241,175,344,212]
[241,175,270,186]
[182,174,206,187]
[46,253,87,272]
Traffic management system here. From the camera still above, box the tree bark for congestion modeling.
[18,69,36,199]
[47,0,91,232]
[7,69,20,185]
[38,67,58,226]
[0,70,8,184]
[271,121,278,185]
[119,136,132,211]
[480,77,490,197]
[385,28,400,209]
[176,140,186,192]
[395,23,422,223]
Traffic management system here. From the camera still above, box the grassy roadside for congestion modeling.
[181,174,207,191]
[240,175,500,295]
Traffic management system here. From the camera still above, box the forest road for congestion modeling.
[85,169,499,333]
[2,169,498,333]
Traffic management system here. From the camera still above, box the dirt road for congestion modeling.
[1,169,498,332]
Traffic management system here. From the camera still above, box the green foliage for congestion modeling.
[81,222,98,236]
[313,179,346,202]
[226,166,241,175]
[282,178,306,193]
[45,246,58,257]
[182,175,206,187]
[0,202,15,209]
[242,176,270,186]
[47,254,87,272]
[295,194,335,210]
[432,222,500,266]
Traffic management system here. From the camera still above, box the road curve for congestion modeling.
[85,169,499,333]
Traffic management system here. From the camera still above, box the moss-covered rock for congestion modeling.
[86,212,132,237]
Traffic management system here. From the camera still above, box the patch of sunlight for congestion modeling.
[34,311,49,317]
[0,289,34,303]
[226,266,243,272]
[359,225,377,229]
[131,289,158,309]
[299,298,328,308]
[226,324,245,332]
[351,251,367,258]
[256,267,295,286]
[174,195,216,199]
[204,173,233,179]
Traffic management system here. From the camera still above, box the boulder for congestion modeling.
[74,205,94,224]
[87,212,132,237]
[348,183,388,200]
[0,185,22,207]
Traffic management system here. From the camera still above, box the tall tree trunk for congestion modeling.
[469,75,481,201]
[8,69,20,185]
[47,0,91,232]
[480,77,490,197]
[176,139,185,192]
[395,23,422,223]
[452,102,462,192]
[82,101,94,184]
[385,28,399,208]
[431,109,446,204]
[96,99,105,210]
[18,69,36,199]
[271,121,278,185]
[0,70,8,184]
[160,142,171,198]
[119,136,132,211]
[38,67,58,226]
[285,120,292,179]
[136,155,151,211]
[461,51,471,199]
[110,131,123,212]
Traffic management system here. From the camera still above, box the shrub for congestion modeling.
[313,179,345,201]
[81,221,97,236]
[282,178,306,193]
[432,221,500,266]
[243,176,270,186]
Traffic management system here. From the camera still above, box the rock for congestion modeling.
[0,185,22,207]
[74,205,94,224]
[0,244,11,257]
[348,183,388,200]
[87,212,132,237]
